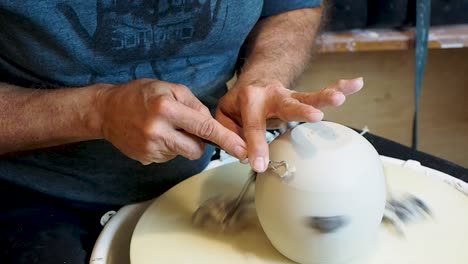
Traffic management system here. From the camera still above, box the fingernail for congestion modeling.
[234,146,247,159]
[240,158,249,164]
[253,157,266,172]
[355,77,364,85]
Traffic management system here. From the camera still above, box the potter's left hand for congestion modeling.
[216,77,363,173]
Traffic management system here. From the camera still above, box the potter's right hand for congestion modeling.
[96,79,248,165]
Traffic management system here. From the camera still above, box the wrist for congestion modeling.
[86,83,113,140]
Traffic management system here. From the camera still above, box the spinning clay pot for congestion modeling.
[255,121,386,264]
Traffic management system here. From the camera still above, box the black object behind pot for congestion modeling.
[323,0,468,31]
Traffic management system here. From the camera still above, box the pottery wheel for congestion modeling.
[130,161,468,264]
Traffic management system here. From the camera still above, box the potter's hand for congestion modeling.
[215,77,363,172]
[98,79,247,165]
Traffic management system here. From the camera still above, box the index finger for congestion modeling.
[240,91,269,173]
[169,102,248,161]
[171,84,212,116]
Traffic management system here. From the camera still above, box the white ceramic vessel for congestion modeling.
[255,121,387,264]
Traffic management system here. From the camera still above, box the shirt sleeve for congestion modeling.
[261,0,322,17]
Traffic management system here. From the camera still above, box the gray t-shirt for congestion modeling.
[0,0,320,205]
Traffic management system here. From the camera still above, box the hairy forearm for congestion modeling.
[0,83,105,154]
[237,6,324,87]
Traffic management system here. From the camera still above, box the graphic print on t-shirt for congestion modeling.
[58,0,222,63]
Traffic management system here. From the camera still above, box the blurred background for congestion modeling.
[294,0,468,167]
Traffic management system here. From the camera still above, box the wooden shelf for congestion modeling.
[316,24,468,53]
